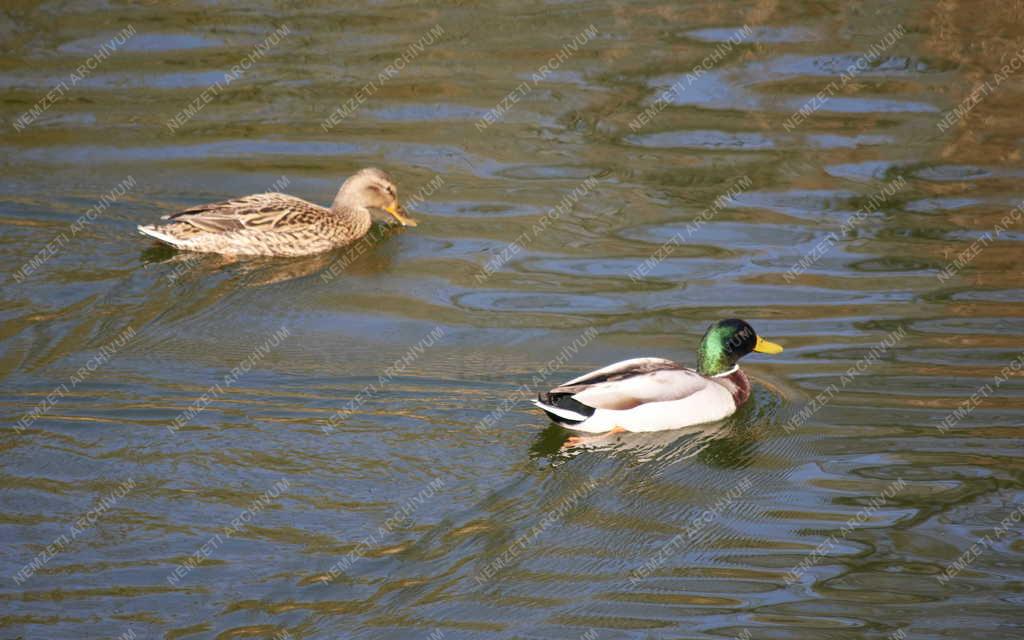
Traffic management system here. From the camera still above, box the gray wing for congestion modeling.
[549,357,711,410]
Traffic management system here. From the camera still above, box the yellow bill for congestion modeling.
[384,202,418,227]
[754,335,784,354]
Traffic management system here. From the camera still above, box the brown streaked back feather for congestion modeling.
[162,193,327,233]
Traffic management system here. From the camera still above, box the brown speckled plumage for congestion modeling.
[138,168,416,257]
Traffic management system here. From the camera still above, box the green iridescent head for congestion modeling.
[696,319,783,376]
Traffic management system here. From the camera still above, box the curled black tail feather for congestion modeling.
[536,391,596,424]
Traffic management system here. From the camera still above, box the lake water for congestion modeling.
[3,1,1024,638]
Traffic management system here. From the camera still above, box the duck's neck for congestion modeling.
[330,200,373,237]
[709,364,739,377]
[697,335,735,376]
[331,189,361,213]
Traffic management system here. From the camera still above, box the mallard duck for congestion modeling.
[137,168,417,257]
[533,319,783,442]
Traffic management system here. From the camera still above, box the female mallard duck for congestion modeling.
[533,319,783,441]
[137,168,417,257]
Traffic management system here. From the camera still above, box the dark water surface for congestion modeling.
[3,1,1024,638]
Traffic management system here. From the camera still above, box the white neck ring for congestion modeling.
[711,365,739,378]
